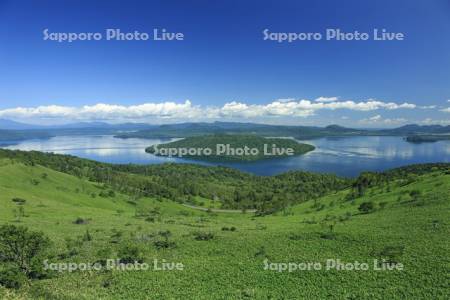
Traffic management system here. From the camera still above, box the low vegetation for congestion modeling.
[0,150,448,299]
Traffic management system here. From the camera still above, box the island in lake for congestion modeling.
[145,134,315,162]
[406,135,450,143]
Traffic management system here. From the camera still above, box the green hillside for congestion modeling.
[0,156,449,299]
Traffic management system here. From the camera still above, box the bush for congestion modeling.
[358,201,375,214]
[222,226,237,231]
[145,216,155,223]
[254,246,266,257]
[0,225,51,278]
[0,266,27,289]
[11,198,26,205]
[193,231,215,241]
[118,243,143,263]
[73,217,88,224]
[380,245,405,263]
[153,240,176,250]
[320,232,336,240]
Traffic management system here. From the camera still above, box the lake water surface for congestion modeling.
[2,135,449,177]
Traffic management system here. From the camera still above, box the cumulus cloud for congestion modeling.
[440,107,450,113]
[359,114,407,125]
[315,96,339,103]
[420,118,450,125]
[369,115,382,121]
[0,97,417,123]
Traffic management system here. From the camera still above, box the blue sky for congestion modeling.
[0,0,449,126]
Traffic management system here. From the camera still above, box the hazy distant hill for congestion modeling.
[0,119,156,136]
[1,119,449,141]
[0,129,52,142]
[0,119,45,130]
[381,124,450,135]
[116,122,450,139]
[115,121,368,139]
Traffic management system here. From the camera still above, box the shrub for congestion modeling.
[254,246,266,257]
[193,231,215,241]
[380,245,405,263]
[222,226,237,231]
[11,198,26,205]
[73,217,88,224]
[0,266,27,289]
[118,242,143,263]
[358,201,375,214]
[320,232,336,240]
[153,240,176,250]
[0,225,51,278]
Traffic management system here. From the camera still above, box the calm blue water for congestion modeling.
[1,135,449,177]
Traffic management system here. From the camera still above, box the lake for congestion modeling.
[1,135,449,177]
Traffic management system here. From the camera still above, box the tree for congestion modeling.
[358,201,375,214]
[0,225,51,277]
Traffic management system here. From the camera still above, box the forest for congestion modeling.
[0,148,347,213]
[0,149,448,214]
[145,134,315,162]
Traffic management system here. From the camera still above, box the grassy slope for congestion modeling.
[0,159,449,299]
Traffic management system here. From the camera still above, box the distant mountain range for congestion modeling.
[115,121,450,139]
[0,119,155,131]
[0,119,449,142]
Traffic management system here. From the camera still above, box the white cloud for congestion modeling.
[440,107,450,113]
[359,114,407,125]
[0,97,417,123]
[420,118,450,125]
[419,105,436,109]
[315,96,338,102]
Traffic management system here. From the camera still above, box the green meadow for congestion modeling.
[0,155,449,299]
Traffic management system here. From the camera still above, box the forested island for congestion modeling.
[145,134,315,162]
[406,135,450,143]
